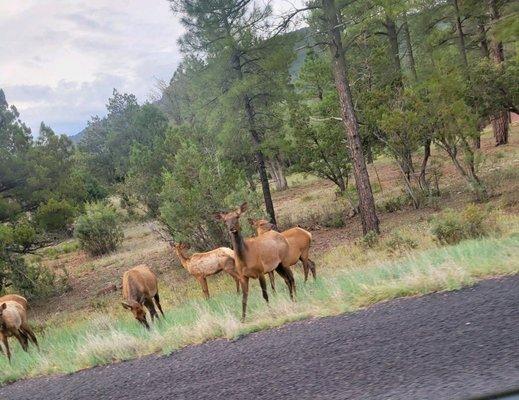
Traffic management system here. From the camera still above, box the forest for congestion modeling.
[0,0,518,300]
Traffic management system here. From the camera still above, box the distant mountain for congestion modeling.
[69,128,85,144]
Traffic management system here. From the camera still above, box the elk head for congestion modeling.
[215,202,248,234]
[121,300,149,329]
[248,218,274,235]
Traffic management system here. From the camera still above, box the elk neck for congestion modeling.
[174,248,191,271]
[229,229,247,264]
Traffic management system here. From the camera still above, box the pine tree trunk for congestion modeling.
[487,0,509,146]
[323,0,380,235]
[402,13,418,82]
[385,14,403,87]
[452,0,469,71]
[273,155,288,191]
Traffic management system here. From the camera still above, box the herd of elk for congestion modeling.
[0,203,316,361]
[0,294,38,362]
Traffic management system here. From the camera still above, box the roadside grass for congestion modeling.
[1,230,517,385]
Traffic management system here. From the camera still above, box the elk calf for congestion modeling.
[0,300,38,362]
[250,219,316,281]
[122,265,164,329]
[173,243,240,299]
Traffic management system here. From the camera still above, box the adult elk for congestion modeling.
[249,219,316,281]
[121,265,164,329]
[173,242,240,299]
[0,298,38,362]
[215,202,296,321]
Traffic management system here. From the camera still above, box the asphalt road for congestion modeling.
[1,275,518,400]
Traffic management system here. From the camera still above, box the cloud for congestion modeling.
[0,0,305,136]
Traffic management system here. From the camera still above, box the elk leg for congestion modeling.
[308,259,317,280]
[234,276,241,294]
[144,298,158,322]
[275,265,291,296]
[198,276,210,300]
[258,274,269,303]
[21,325,39,349]
[154,293,165,317]
[300,257,309,282]
[285,267,296,298]
[14,330,29,352]
[268,271,276,293]
[240,276,249,322]
[1,334,11,362]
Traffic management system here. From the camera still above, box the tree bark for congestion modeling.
[487,0,509,146]
[323,0,380,235]
[385,14,403,87]
[402,13,418,82]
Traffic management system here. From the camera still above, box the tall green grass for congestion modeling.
[1,235,518,384]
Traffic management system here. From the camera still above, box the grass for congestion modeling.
[1,230,518,384]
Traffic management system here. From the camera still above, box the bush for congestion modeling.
[74,202,123,256]
[359,231,379,248]
[431,204,488,245]
[321,210,345,228]
[384,231,418,254]
[35,199,75,233]
[377,195,408,213]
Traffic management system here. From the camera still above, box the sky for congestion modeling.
[0,0,304,137]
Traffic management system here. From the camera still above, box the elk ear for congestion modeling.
[0,303,6,310]
[121,302,131,310]
[213,212,224,221]
[239,202,248,214]
[247,218,255,227]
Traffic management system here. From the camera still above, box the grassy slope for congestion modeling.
[0,128,518,383]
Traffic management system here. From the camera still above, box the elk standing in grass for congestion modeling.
[0,298,38,362]
[249,219,316,281]
[121,265,164,329]
[215,203,296,321]
[173,243,240,299]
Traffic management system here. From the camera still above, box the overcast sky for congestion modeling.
[0,0,304,137]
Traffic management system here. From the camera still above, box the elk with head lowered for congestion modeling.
[249,219,316,281]
[121,265,164,329]
[215,202,296,321]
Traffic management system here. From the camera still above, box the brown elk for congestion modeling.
[0,294,28,311]
[121,265,164,329]
[0,300,39,362]
[249,219,316,281]
[173,243,241,299]
[215,202,296,321]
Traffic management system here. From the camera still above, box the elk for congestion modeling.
[0,300,38,362]
[0,294,28,311]
[249,219,316,281]
[121,265,164,329]
[173,242,240,299]
[215,202,296,321]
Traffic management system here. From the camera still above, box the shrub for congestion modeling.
[321,210,345,228]
[34,199,75,233]
[431,205,488,245]
[10,260,69,300]
[74,202,123,256]
[384,231,418,254]
[377,195,407,213]
[359,231,379,248]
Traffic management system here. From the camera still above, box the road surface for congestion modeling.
[1,275,518,400]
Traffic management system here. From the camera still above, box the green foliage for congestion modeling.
[35,199,75,233]
[160,139,260,250]
[359,231,379,249]
[74,202,124,256]
[377,195,408,213]
[384,231,418,254]
[431,205,488,245]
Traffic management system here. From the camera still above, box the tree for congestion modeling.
[169,0,295,225]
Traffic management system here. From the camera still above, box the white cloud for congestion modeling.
[0,0,305,136]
